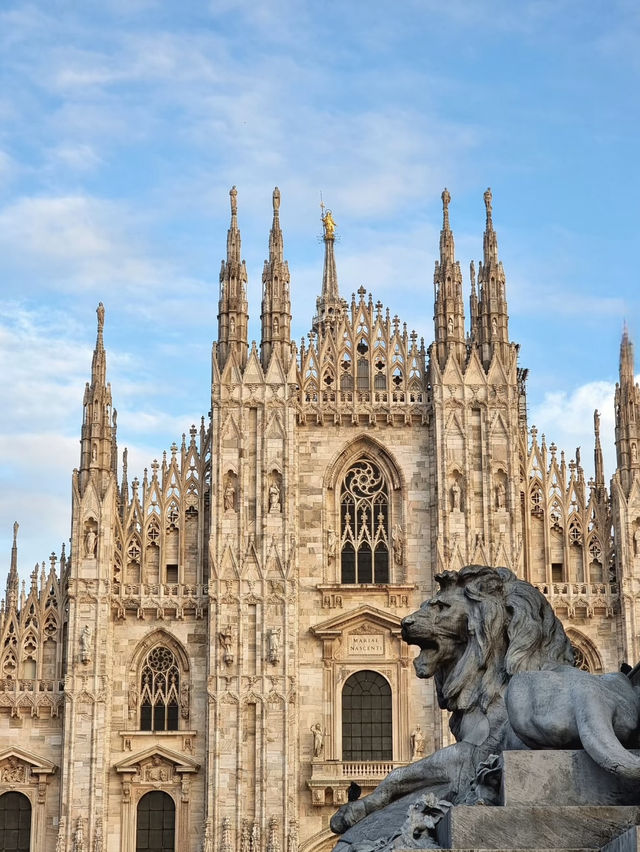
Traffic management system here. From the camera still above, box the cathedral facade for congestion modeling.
[0,186,639,852]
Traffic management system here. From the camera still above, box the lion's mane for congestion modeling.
[433,565,574,714]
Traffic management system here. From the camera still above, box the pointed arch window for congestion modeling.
[340,460,389,584]
[140,646,180,731]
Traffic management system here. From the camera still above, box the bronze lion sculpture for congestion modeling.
[331,565,640,839]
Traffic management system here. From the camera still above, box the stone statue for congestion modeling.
[224,480,235,512]
[267,628,281,664]
[447,316,454,336]
[331,564,640,847]
[269,480,281,513]
[450,480,461,511]
[219,627,234,665]
[495,480,506,510]
[634,526,640,557]
[311,722,324,758]
[327,528,337,560]
[410,725,425,761]
[391,524,403,566]
[79,625,92,664]
[84,528,97,558]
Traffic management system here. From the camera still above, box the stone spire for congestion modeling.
[475,188,510,368]
[79,303,116,494]
[5,522,19,610]
[217,186,249,369]
[614,327,640,496]
[261,187,291,368]
[312,203,345,334]
[593,409,606,500]
[433,188,465,369]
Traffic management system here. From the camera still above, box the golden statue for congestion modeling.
[322,208,336,238]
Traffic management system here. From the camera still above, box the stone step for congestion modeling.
[436,805,640,850]
[501,751,640,808]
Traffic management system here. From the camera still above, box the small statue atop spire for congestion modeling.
[230,185,238,216]
[97,302,105,333]
[594,409,601,436]
[273,186,280,214]
[470,260,476,289]
[484,187,493,220]
[442,188,451,228]
[12,521,18,545]
[320,200,336,239]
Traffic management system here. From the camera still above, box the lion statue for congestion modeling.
[331,564,640,844]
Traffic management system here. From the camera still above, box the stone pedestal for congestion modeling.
[435,750,640,851]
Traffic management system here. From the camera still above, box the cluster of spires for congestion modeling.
[2,522,66,620]
[4,187,640,589]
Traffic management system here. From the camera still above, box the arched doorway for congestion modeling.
[136,790,175,852]
[0,791,31,852]
[342,670,392,761]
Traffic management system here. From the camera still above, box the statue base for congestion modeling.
[334,750,640,852]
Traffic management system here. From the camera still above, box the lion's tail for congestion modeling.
[576,702,640,780]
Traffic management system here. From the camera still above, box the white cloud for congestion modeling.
[529,380,618,482]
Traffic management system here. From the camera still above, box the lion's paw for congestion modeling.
[330,800,367,834]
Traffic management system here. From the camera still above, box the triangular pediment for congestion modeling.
[311,605,403,639]
[115,744,200,774]
[243,348,264,384]
[265,351,287,385]
[0,746,56,775]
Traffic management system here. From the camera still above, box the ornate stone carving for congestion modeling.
[73,817,86,852]
[0,755,27,783]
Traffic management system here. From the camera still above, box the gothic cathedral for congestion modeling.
[0,186,639,852]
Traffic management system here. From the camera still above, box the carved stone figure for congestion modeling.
[219,627,234,665]
[327,528,337,560]
[180,683,190,719]
[269,480,281,513]
[311,722,324,758]
[84,528,97,558]
[331,564,640,846]
[495,480,506,510]
[267,628,281,664]
[450,480,461,511]
[79,625,92,664]
[410,725,425,760]
[224,480,236,512]
[145,755,169,782]
[391,524,403,566]
[0,755,26,782]
[634,526,640,557]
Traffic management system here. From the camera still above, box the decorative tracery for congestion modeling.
[140,646,181,732]
[340,460,390,584]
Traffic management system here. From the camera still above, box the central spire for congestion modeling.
[474,187,510,368]
[312,201,344,334]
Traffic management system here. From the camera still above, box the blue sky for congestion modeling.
[0,0,639,575]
